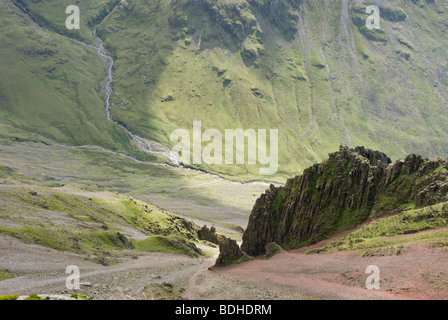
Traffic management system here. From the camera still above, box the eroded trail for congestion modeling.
[184,241,448,300]
[0,235,216,300]
[182,219,448,300]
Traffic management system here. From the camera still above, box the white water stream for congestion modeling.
[90,30,272,187]
[93,31,177,162]
[5,23,272,187]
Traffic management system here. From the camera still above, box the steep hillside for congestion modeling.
[96,0,448,177]
[1,0,448,180]
[241,146,448,255]
[0,184,206,264]
[0,0,158,161]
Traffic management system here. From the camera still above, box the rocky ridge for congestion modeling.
[239,146,448,256]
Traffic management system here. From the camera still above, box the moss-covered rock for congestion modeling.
[265,242,285,258]
[197,225,226,245]
[242,147,448,256]
[214,238,252,267]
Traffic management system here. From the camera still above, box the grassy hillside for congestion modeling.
[309,201,448,256]
[0,184,205,263]
[96,0,448,178]
[1,0,448,180]
[0,120,266,234]
[11,0,120,44]
[0,0,157,161]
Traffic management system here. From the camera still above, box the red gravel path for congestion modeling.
[211,242,448,300]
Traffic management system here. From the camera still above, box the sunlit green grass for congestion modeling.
[133,235,204,257]
[2,0,448,181]
[0,269,15,282]
[309,202,448,254]
[0,183,203,262]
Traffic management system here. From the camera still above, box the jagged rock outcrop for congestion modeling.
[117,232,135,249]
[172,0,258,40]
[214,238,252,268]
[242,146,448,256]
[197,225,226,245]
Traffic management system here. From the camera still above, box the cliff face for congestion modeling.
[241,146,448,256]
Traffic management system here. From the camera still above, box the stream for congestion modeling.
[93,30,176,162]
[91,30,271,187]
[7,0,273,187]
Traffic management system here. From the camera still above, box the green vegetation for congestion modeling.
[265,242,285,259]
[24,294,48,300]
[11,0,120,44]
[2,0,447,181]
[350,6,389,42]
[379,6,407,22]
[0,121,267,236]
[94,197,199,240]
[309,202,448,254]
[0,0,159,163]
[71,293,92,300]
[0,184,206,263]
[242,147,448,257]
[231,253,253,265]
[249,0,301,41]
[1,0,448,268]
[143,283,184,300]
[0,269,15,281]
[133,235,203,257]
[0,295,19,300]
[221,223,245,234]
[0,225,132,260]
[270,189,286,211]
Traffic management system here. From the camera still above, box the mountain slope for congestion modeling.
[96,0,448,178]
[1,0,448,179]
[0,183,205,263]
[0,0,157,161]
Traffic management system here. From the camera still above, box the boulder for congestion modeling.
[265,242,285,259]
[214,238,252,268]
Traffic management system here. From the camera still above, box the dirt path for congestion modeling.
[185,242,448,300]
[0,235,215,299]
[3,230,448,300]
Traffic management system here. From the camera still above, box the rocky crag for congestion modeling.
[214,238,252,268]
[238,146,448,256]
[197,225,226,245]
